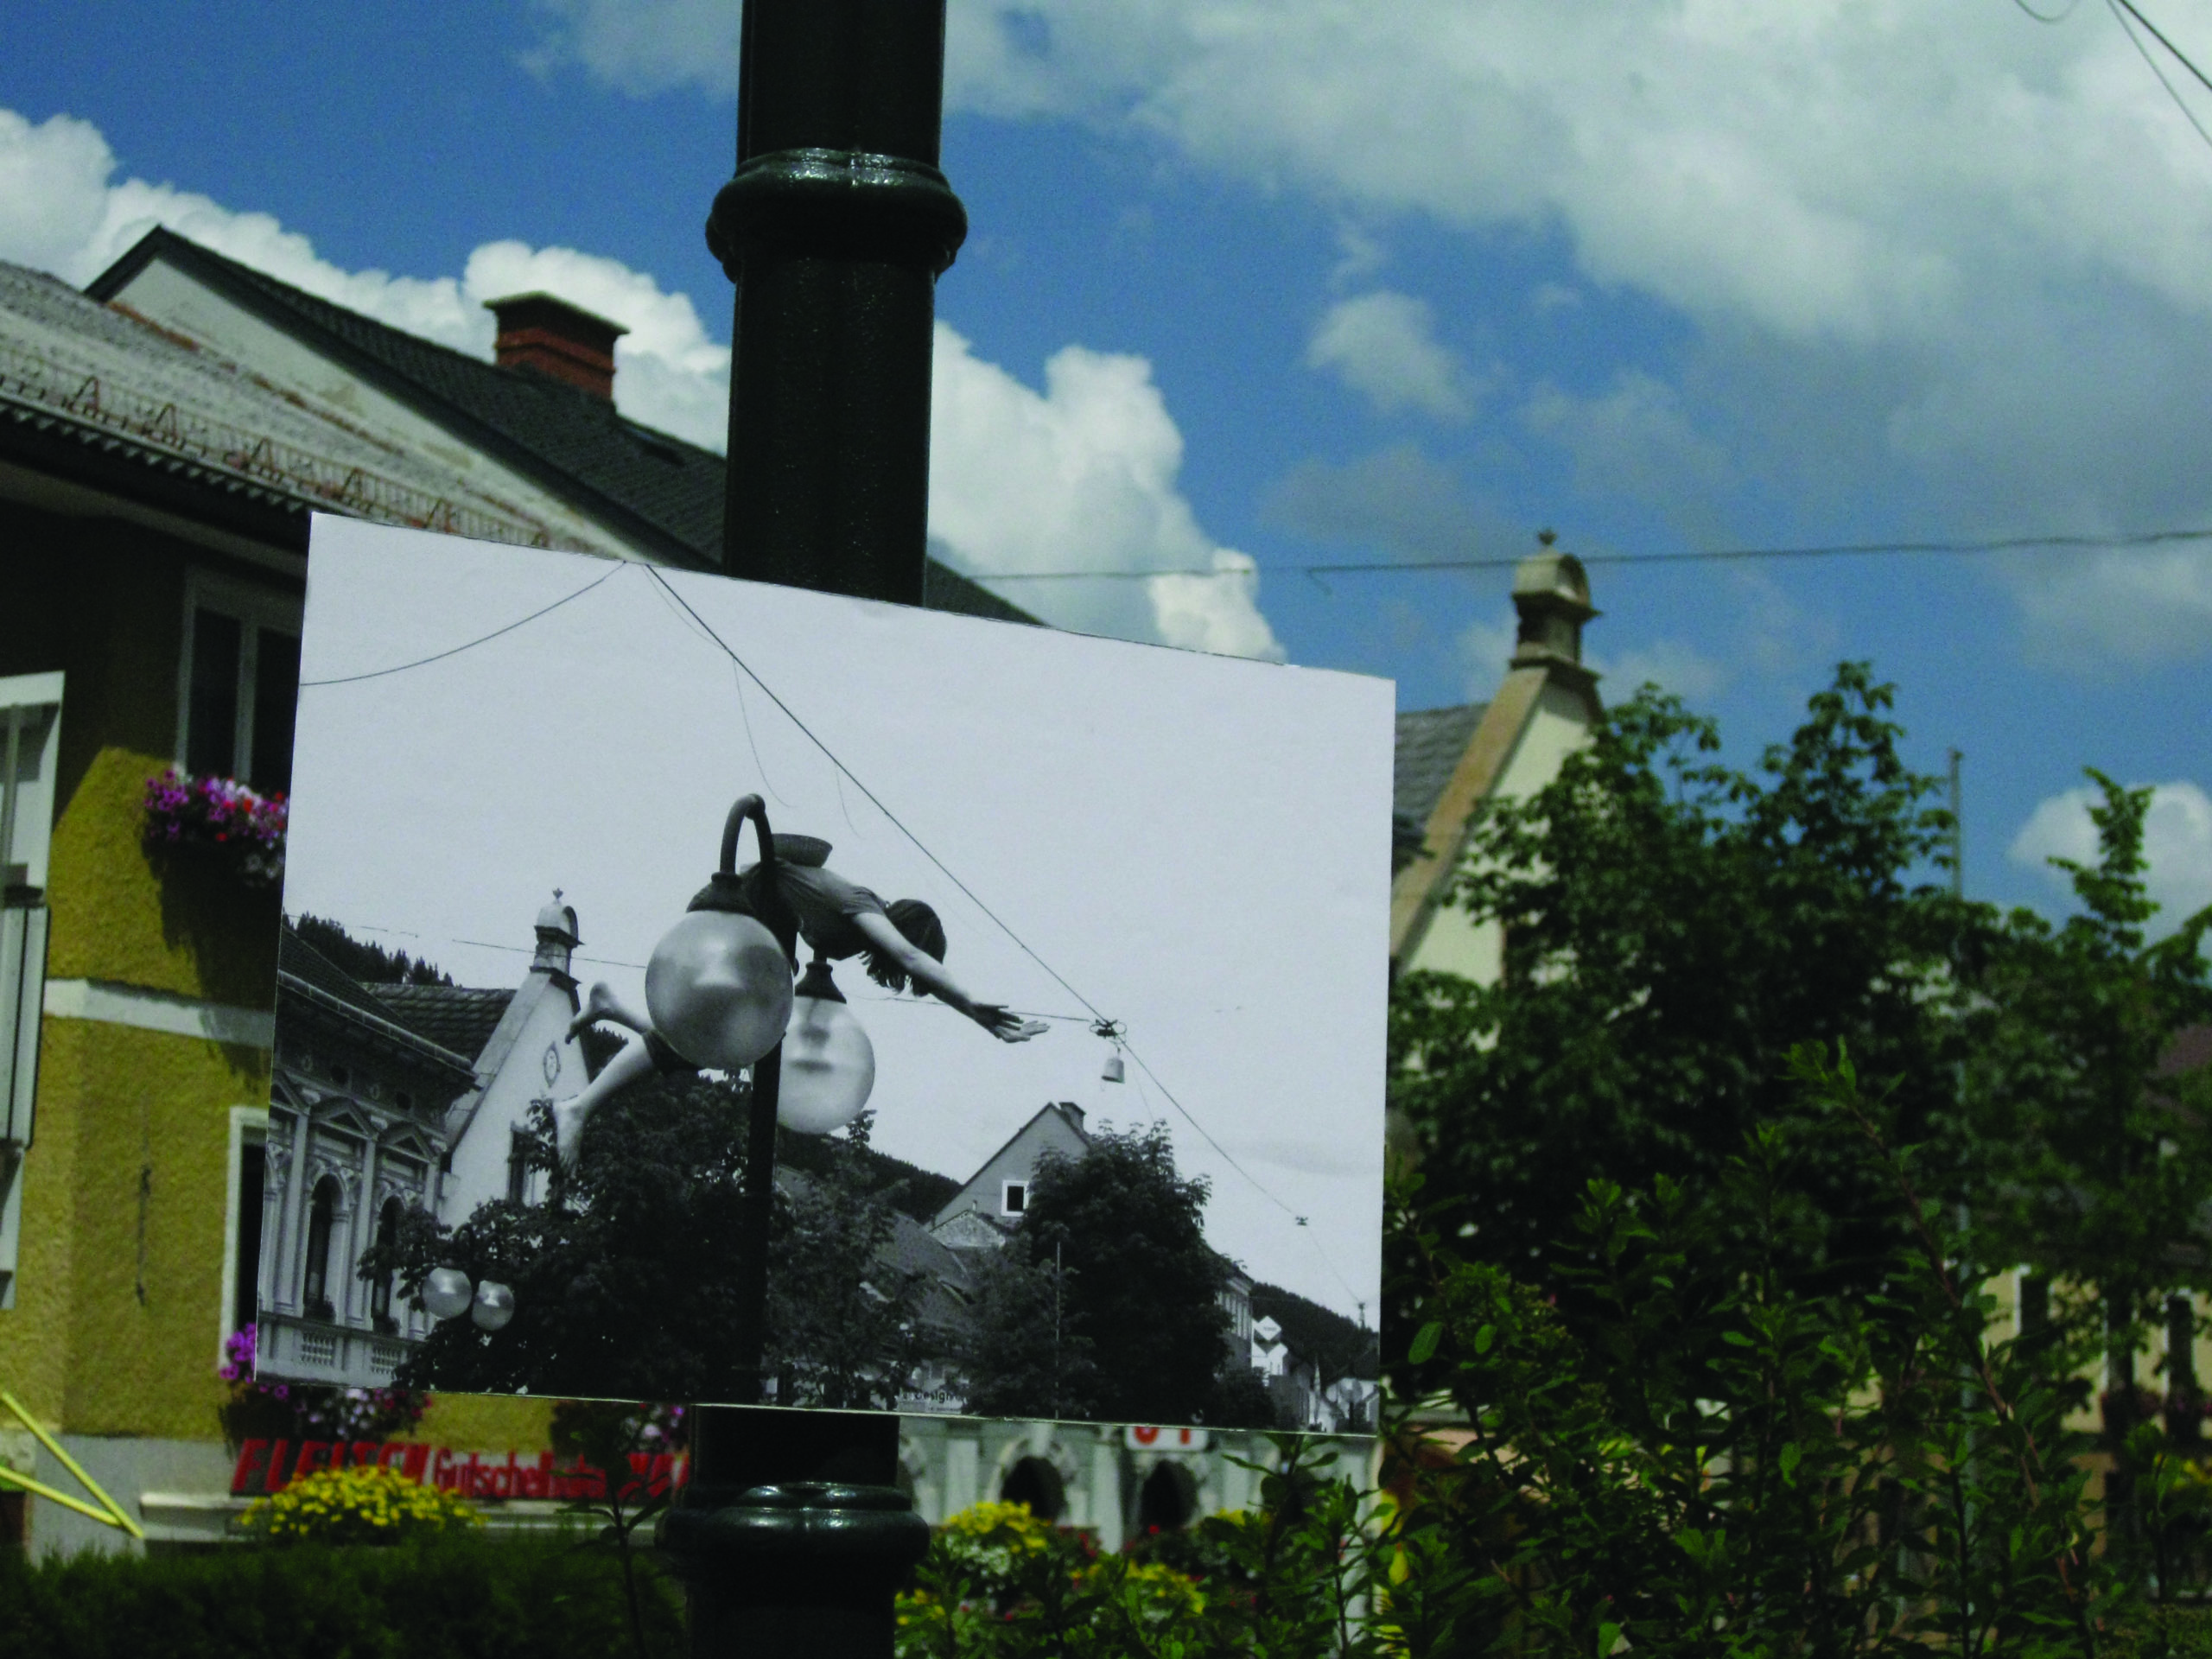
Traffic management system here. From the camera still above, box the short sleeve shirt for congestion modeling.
[757,862,889,960]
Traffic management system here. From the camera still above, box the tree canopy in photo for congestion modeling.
[958,1122,1240,1425]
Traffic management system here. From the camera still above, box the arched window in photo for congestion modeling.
[1137,1460,1198,1533]
[301,1175,339,1320]
[999,1456,1065,1522]
[367,1195,402,1330]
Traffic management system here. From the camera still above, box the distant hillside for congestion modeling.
[1251,1281,1379,1383]
[772,1125,961,1224]
[293,914,453,986]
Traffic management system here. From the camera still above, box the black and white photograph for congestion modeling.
[251,516,1390,1429]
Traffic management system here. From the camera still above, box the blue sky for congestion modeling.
[4,0,2210,930]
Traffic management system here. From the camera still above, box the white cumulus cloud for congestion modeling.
[524,0,2212,665]
[2009,780,2212,933]
[929,325,1283,658]
[0,104,1278,657]
[1306,289,1470,420]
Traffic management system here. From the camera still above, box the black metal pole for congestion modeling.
[660,0,961,1651]
[706,0,966,605]
[728,1046,782,1408]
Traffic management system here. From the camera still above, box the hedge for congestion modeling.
[0,1530,683,1659]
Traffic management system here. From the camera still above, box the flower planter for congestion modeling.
[142,769,287,889]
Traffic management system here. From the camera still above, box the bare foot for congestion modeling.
[553,1096,591,1168]
[566,981,622,1044]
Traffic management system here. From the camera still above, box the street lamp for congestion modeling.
[663,0,963,1651]
[470,1281,517,1332]
[779,957,876,1135]
[422,1267,473,1322]
[421,1267,515,1331]
[645,796,797,1071]
[1095,1018,1128,1084]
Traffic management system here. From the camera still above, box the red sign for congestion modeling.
[1123,1425,1210,1451]
[228,1438,688,1502]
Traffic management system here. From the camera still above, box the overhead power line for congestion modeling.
[2111,0,2212,97]
[634,567,1331,1243]
[2107,0,2212,156]
[969,524,2212,584]
[300,563,622,686]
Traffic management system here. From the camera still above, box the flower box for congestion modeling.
[142,768,287,888]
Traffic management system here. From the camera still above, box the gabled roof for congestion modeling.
[377,983,516,1066]
[83,228,1034,624]
[930,1101,1092,1232]
[276,927,478,1082]
[0,258,536,550]
[278,925,405,1025]
[1393,702,1489,853]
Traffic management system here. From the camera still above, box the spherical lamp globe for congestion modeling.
[779,960,875,1135]
[645,909,793,1072]
[423,1268,474,1321]
[470,1280,517,1332]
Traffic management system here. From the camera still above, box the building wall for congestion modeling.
[934,1105,1090,1236]
[1401,676,1596,982]
[442,974,588,1220]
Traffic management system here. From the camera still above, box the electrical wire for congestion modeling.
[638,564,1332,1239]
[2113,0,2212,95]
[2109,0,2212,154]
[963,524,2212,584]
[299,563,624,685]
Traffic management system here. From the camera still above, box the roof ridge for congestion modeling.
[101,227,726,461]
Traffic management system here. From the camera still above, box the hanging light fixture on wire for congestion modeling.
[1092,1018,1127,1084]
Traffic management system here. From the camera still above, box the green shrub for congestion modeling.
[238,1465,481,1547]
[0,1528,683,1659]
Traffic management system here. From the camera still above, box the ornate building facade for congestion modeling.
[257,899,590,1389]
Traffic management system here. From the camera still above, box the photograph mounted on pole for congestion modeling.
[248,515,1391,1435]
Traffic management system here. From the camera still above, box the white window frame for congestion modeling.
[174,569,303,790]
[1001,1179,1027,1217]
[217,1105,270,1360]
[0,671,63,1313]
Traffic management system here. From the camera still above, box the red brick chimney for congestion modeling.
[484,292,628,402]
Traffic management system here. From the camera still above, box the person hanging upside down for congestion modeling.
[551,836,1046,1166]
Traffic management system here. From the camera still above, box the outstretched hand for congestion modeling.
[972,1004,1050,1043]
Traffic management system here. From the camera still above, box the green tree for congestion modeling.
[1392,664,1983,1317]
[1390,1046,2110,1659]
[1967,773,2212,1461]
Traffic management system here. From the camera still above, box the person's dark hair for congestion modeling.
[868,899,946,994]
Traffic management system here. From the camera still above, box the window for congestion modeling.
[507,1130,531,1205]
[176,573,302,796]
[369,1197,402,1329]
[999,1457,1066,1522]
[302,1176,339,1320]
[0,672,62,1313]
[232,1141,265,1334]
[218,1105,269,1361]
[1001,1180,1027,1217]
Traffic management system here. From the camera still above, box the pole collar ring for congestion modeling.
[707,149,969,279]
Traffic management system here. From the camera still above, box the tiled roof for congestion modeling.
[0,259,560,547]
[83,229,1035,625]
[377,984,516,1067]
[277,927,407,1025]
[1393,703,1489,841]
